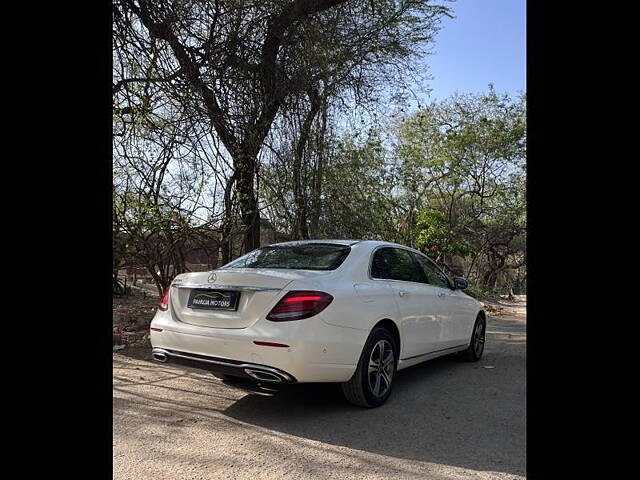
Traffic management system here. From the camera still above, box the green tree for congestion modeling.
[396,87,526,288]
[414,207,473,260]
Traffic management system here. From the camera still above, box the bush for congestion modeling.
[463,285,500,301]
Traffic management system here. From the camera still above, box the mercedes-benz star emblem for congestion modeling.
[208,272,217,283]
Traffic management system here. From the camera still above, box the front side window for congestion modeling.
[222,243,351,271]
[413,253,451,289]
[370,247,427,283]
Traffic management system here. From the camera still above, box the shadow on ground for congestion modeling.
[224,346,525,476]
[114,317,525,477]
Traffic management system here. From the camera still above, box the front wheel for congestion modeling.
[341,327,397,408]
[459,314,486,362]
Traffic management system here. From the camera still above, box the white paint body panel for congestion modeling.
[150,240,484,383]
[388,280,443,358]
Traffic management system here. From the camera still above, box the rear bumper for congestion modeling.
[149,307,368,383]
[151,348,296,383]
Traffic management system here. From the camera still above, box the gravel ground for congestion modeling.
[113,303,526,480]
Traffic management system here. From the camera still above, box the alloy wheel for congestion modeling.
[368,339,394,397]
[474,320,485,357]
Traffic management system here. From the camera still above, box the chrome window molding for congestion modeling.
[367,245,454,290]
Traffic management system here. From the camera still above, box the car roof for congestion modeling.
[269,239,362,247]
[268,239,412,249]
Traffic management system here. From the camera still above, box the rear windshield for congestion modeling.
[222,243,351,271]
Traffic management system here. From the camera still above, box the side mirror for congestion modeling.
[453,277,469,290]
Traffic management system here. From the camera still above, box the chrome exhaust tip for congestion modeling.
[152,349,168,363]
[244,368,283,383]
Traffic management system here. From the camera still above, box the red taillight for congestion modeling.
[283,295,322,303]
[159,287,170,311]
[266,290,333,322]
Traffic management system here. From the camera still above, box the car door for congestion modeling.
[445,289,479,346]
[370,247,443,359]
[413,253,469,348]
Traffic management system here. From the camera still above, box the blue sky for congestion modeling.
[421,0,526,101]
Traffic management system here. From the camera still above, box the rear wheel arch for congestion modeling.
[342,324,399,407]
[372,318,401,360]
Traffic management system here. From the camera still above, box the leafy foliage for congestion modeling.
[112,1,526,296]
[397,87,526,288]
[414,208,473,259]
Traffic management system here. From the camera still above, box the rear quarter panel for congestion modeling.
[286,248,404,358]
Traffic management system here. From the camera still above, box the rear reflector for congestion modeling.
[159,287,170,311]
[253,341,290,348]
[266,290,333,322]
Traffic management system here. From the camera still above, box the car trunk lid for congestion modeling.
[169,269,329,329]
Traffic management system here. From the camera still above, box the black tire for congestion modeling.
[341,327,398,408]
[459,314,486,362]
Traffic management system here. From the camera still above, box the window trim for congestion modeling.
[367,245,427,285]
[222,242,352,271]
[411,251,454,290]
[367,245,454,289]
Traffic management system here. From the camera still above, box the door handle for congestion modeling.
[437,292,446,298]
[398,290,409,297]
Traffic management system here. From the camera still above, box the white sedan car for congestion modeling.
[150,240,486,407]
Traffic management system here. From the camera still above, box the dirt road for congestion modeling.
[113,301,526,479]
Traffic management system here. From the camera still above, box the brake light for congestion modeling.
[159,287,170,311]
[266,290,333,321]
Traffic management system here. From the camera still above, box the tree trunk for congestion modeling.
[128,0,351,255]
[309,98,328,238]
[481,269,496,290]
[481,250,506,290]
[221,172,237,264]
[220,230,231,265]
[148,265,168,298]
[292,89,321,239]
[235,154,260,254]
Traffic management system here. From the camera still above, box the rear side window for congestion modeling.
[370,247,426,283]
[222,243,351,271]
[413,253,451,289]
